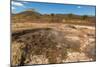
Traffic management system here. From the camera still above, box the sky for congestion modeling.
[11,1,96,16]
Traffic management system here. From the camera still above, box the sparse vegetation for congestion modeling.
[12,9,95,26]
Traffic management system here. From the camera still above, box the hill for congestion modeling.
[11,10,96,26]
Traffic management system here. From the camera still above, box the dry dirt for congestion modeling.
[11,22,96,66]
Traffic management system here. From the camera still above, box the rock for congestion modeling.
[63,52,92,62]
[12,28,72,65]
[82,41,96,60]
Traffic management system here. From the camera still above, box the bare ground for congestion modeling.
[11,22,96,66]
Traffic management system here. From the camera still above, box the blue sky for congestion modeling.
[12,1,96,16]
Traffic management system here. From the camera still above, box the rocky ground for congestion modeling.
[11,23,96,66]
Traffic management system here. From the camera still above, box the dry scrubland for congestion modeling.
[11,11,96,66]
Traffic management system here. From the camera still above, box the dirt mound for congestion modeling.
[12,28,74,66]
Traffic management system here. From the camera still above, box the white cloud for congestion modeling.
[77,6,81,8]
[12,7,15,10]
[12,1,24,6]
[23,2,28,4]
